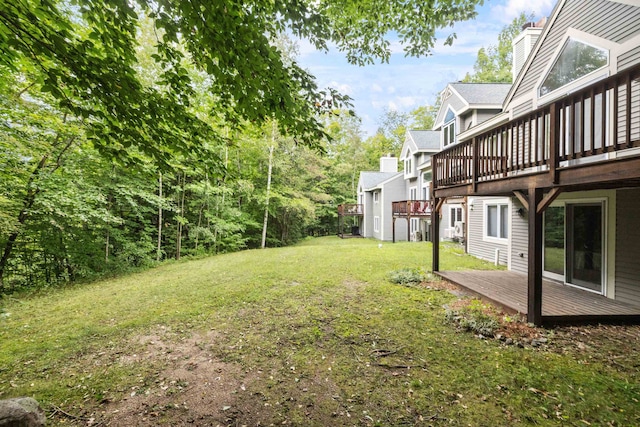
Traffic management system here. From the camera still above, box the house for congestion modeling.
[355,156,406,241]
[432,81,512,248]
[392,130,440,241]
[431,0,640,325]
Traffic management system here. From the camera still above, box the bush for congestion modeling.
[388,268,425,286]
[444,299,500,337]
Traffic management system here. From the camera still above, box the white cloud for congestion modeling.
[491,0,555,24]
[371,83,383,92]
[327,81,353,95]
[387,86,396,94]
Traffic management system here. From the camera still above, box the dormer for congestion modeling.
[442,108,456,148]
[403,146,416,179]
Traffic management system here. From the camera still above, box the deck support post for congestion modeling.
[432,198,441,272]
[392,217,396,243]
[527,186,544,325]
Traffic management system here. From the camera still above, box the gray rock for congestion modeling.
[0,397,46,427]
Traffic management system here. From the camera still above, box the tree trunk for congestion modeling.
[0,134,75,291]
[156,172,163,262]
[261,122,276,249]
[176,172,186,260]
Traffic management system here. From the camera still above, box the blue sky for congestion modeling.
[297,0,555,137]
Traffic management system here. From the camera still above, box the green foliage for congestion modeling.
[388,268,425,286]
[463,12,535,83]
[444,299,500,336]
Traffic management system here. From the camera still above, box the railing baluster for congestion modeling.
[613,76,619,149]
[626,72,632,149]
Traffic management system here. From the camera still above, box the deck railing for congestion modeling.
[392,200,432,216]
[337,204,363,215]
[433,64,640,190]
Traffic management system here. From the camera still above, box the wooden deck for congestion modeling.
[438,270,640,326]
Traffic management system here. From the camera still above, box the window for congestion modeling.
[373,192,379,203]
[443,109,456,146]
[410,187,417,200]
[405,158,412,176]
[374,216,380,232]
[539,38,608,97]
[450,206,463,228]
[484,200,509,241]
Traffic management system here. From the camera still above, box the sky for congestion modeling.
[296,0,556,137]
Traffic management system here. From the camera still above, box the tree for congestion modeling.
[1,0,484,161]
[463,12,534,83]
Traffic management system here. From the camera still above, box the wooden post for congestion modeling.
[392,217,396,243]
[527,186,544,325]
[549,103,560,184]
[432,198,440,272]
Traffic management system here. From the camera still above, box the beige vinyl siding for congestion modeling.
[512,100,533,118]
[467,197,508,265]
[476,109,502,125]
[510,198,529,274]
[615,189,640,307]
[618,45,640,71]
[513,0,640,101]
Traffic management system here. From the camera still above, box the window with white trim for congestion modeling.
[484,201,509,241]
[443,109,456,146]
[373,192,379,203]
[374,216,380,232]
[450,206,463,228]
[539,38,608,97]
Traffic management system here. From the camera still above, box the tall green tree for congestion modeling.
[463,12,534,83]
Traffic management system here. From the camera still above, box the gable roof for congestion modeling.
[450,83,512,106]
[359,171,402,191]
[408,130,440,151]
[434,82,511,128]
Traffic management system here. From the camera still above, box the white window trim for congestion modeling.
[483,198,510,244]
[374,216,380,233]
[449,206,463,228]
[373,191,379,203]
[535,30,616,107]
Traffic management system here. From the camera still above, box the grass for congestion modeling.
[0,237,638,426]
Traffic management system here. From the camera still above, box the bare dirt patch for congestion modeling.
[96,328,273,427]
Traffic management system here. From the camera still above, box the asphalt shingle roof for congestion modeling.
[359,171,402,190]
[450,83,512,105]
[408,130,440,151]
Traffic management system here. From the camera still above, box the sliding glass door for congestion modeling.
[543,202,605,294]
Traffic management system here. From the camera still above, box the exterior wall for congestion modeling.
[371,190,383,240]
[361,191,374,237]
[467,196,509,265]
[434,92,465,128]
[510,197,529,275]
[615,188,640,306]
[476,109,502,126]
[511,0,640,108]
[381,176,408,241]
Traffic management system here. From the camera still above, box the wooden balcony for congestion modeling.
[391,200,432,217]
[337,204,363,216]
[432,64,640,198]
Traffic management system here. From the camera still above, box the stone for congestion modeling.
[0,397,46,427]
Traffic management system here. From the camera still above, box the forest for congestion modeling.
[2,0,480,292]
[0,0,526,293]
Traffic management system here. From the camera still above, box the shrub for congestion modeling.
[387,268,425,286]
[444,299,500,337]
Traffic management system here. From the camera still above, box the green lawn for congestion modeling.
[0,237,637,426]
